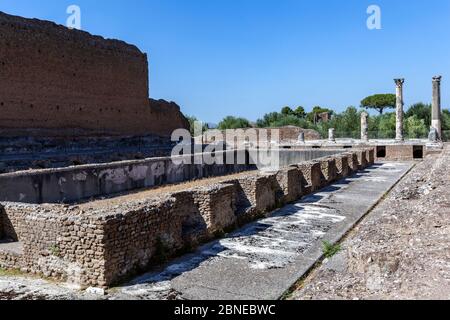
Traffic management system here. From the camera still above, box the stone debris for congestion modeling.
[291,145,450,300]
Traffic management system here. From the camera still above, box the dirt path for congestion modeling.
[290,145,450,300]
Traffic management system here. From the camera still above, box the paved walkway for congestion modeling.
[111,162,413,300]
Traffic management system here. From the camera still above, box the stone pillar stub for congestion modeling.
[430,76,442,141]
[361,111,369,142]
[328,128,336,143]
[394,78,405,142]
[298,132,305,143]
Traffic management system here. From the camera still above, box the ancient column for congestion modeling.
[328,128,336,143]
[298,132,305,143]
[394,78,405,142]
[361,111,369,142]
[431,76,442,141]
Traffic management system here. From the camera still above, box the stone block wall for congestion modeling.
[319,158,338,186]
[385,145,413,161]
[0,203,107,286]
[0,148,375,288]
[356,150,368,169]
[335,155,349,178]
[221,173,278,220]
[296,161,323,194]
[0,150,255,204]
[192,184,236,235]
[346,152,359,172]
[367,148,375,164]
[275,168,303,204]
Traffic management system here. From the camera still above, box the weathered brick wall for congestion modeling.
[296,161,323,194]
[385,145,413,161]
[320,158,338,186]
[275,168,303,204]
[346,152,359,172]
[192,184,236,235]
[367,148,375,164]
[335,155,349,178]
[356,150,368,169]
[221,173,278,221]
[0,203,107,286]
[0,12,188,137]
[100,196,186,285]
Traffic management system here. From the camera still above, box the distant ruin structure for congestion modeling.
[361,111,369,142]
[0,11,188,138]
[431,76,442,141]
[394,78,405,142]
[328,128,336,143]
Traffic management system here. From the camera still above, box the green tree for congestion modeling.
[256,112,281,128]
[218,116,251,130]
[268,115,310,128]
[331,106,361,138]
[293,106,306,118]
[405,115,428,139]
[281,106,294,116]
[186,115,207,136]
[406,103,431,127]
[377,113,396,138]
[361,94,396,115]
[443,109,450,131]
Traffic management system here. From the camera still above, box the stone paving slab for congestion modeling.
[111,162,413,300]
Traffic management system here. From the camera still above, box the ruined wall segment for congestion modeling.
[0,11,188,137]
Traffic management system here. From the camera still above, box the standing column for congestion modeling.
[394,78,405,142]
[361,111,369,142]
[431,76,442,141]
[328,128,336,143]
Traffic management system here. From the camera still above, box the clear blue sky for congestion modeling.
[1,0,449,123]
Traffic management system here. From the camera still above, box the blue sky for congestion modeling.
[1,0,449,123]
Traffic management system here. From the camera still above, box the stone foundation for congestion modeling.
[320,158,338,186]
[335,154,350,178]
[0,148,374,288]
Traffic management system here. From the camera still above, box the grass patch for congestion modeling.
[322,241,341,258]
[0,267,24,277]
[49,245,61,257]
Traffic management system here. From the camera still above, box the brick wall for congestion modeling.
[0,12,188,137]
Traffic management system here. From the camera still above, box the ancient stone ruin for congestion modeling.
[0,11,445,296]
[0,11,188,138]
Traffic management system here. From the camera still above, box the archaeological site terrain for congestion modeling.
[0,10,448,302]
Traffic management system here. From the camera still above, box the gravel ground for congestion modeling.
[290,145,450,300]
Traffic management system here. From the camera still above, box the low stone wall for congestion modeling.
[0,150,253,204]
[335,154,350,178]
[295,161,323,194]
[0,148,343,204]
[0,148,374,288]
[346,152,360,172]
[320,158,338,186]
[275,168,303,205]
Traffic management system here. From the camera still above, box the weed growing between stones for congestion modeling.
[322,241,341,258]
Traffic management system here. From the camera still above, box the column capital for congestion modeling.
[433,75,442,83]
[394,78,405,87]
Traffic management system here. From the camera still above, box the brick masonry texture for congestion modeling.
[0,149,375,288]
[0,11,188,137]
